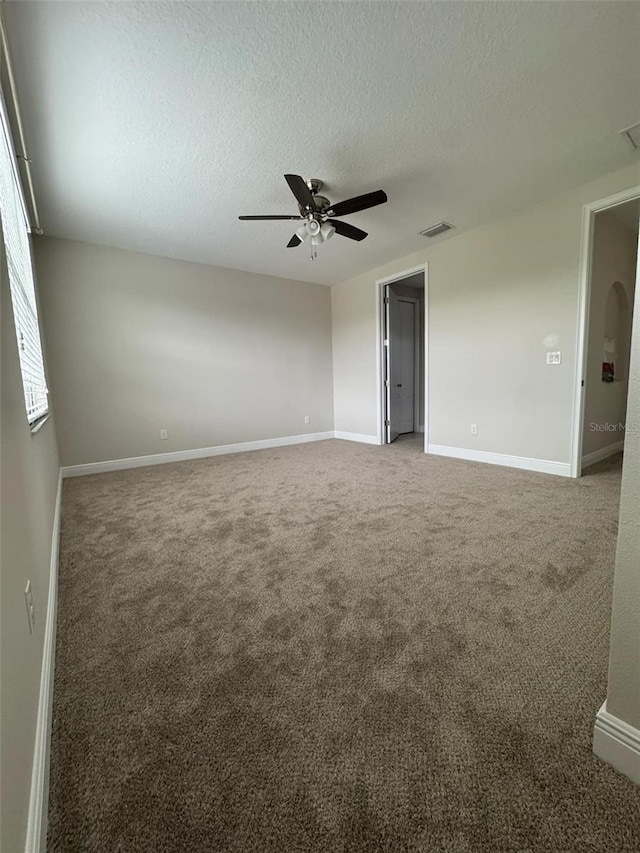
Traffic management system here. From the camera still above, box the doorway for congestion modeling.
[377,265,428,450]
[573,190,640,476]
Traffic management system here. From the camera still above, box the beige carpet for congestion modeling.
[49,437,640,852]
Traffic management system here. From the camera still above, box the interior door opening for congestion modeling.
[578,197,639,475]
[380,269,426,448]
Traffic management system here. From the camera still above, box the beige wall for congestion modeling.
[582,208,638,458]
[332,164,640,462]
[606,235,640,731]
[1,234,60,852]
[35,238,334,467]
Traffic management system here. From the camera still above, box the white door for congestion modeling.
[385,289,415,442]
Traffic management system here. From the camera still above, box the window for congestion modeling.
[0,90,48,425]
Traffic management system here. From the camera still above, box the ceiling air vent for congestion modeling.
[419,221,454,238]
[620,122,640,151]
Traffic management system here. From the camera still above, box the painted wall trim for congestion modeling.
[427,444,571,477]
[62,435,575,478]
[61,432,335,477]
[582,440,625,470]
[24,471,62,853]
[334,431,379,444]
[593,701,640,785]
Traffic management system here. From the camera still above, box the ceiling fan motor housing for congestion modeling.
[239,174,388,249]
[299,191,330,219]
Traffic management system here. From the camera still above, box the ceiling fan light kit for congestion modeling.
[239,175,387,260]
[320,221,335,241]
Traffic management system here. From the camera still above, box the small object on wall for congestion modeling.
[602,362,615,383]
[602,336,616,382]
[24,580,35,633]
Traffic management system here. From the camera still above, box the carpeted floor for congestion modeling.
[49,437,640,852]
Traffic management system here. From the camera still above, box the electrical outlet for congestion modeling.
[24,580,35,634]
[160,429,168,440]
[546,351,561,365]
[304,415,310,425]
[470,423,478,435]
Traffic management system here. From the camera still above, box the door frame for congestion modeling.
[570,185,640,478]
[375,263,429,451]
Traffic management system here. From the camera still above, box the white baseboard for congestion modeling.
[582,440,624,470]
[334,431,380,445]
[62,435,574,478]
[25,471,62,853]
[426,444,571,477]
[593,701,640,785]
[61,431,335,477]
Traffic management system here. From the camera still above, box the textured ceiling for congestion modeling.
[5,1,640,285]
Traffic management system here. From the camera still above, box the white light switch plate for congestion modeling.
[546,351,561,365]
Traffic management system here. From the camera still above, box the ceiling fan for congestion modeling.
[239,174,388,260]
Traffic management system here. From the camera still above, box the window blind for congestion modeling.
[0,91,48,425]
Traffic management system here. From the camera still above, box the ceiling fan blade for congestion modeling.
[239,215,302,220]
[287,234,302,247]
[329,219,368,241]
[284,174,314,210]
[328,190,387,218]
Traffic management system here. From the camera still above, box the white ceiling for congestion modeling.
[5,1,640,286]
